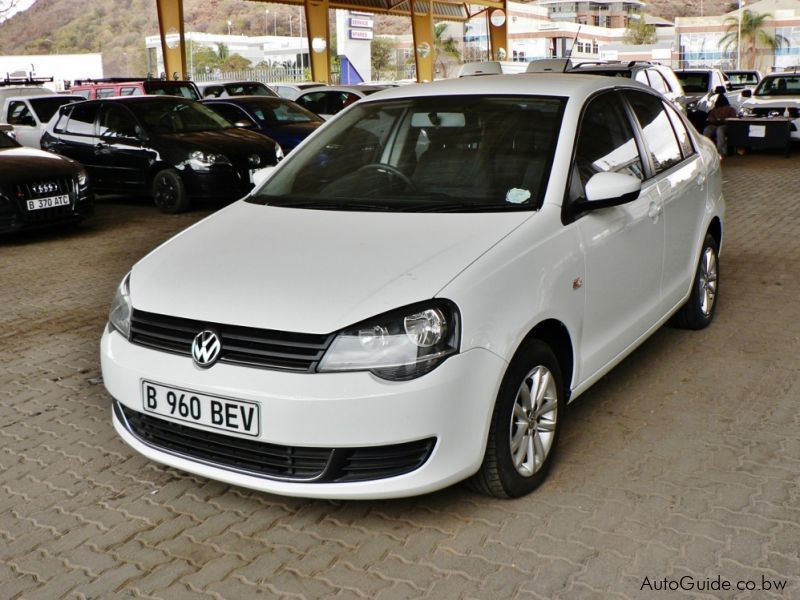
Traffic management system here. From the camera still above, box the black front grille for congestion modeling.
[130,309,334,372]
[11,177,77,225]
[116,400,436,482]
[751,106,800,118]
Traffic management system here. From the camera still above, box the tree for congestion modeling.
[192,43,252,73]
[371,37,396,80]
[434,23,461,78]
[624,18,657,45]
[720,10,788,70]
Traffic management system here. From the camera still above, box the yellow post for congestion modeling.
[155,0,187,79]
[487,1,509,62]
[410,0,435,82]
[304,0,331,83]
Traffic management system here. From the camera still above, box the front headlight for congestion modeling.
[740,106,755,117]
[76,168,89,188]
[108,273,132,338]
[189,150,231,167]
[318,300,460,381]
[275,142,284,163]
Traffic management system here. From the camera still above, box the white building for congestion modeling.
[0,54,103,91]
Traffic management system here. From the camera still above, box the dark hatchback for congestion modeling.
[202,96,323,153]
[0,128,92,233]
[41,96,283,213]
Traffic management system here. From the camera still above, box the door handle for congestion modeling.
[696,173,706,187]
[648,201,662,221]
[95,142,110,155]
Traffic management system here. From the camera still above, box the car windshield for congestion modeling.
[755,75,800,96]
[244,99,322,126]
[128,100,232,134]
[676,72,710,93]
[224,82,277,97]
[726,71,759,88]
[250,95,566,213]
[143,82,200,100]
[29,97,82,122]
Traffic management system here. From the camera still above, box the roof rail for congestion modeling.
[1,74,54,87]
[571,61,621,68]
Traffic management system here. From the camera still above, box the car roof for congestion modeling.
[203,95,289,104]
[71,95,196,106]
[5,94,79,101]
[360,73,648,103]
[298,85,385,94]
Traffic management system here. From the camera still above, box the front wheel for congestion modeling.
[469,339,565,498]
[152,169,189,214]
[673,234,719,330]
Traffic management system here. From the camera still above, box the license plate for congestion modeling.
[26,195,70,211]
[141,380,260,437]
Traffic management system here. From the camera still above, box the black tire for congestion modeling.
[469,339,565,498]
[672,233,719,330]
[152,169,189,214]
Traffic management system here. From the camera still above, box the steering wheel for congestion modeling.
[355,163,418,192]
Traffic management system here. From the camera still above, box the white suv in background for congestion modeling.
[740,72,800,140]
[102,75,724,500]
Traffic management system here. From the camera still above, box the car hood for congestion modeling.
[156,128,276,154]
[0,147,80,183]
[130,201,531,333]
[266,122,321,150]
[742,96,800,107]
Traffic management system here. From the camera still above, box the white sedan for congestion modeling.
[101,74,724,499]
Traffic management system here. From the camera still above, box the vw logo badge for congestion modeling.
[191,330,221,368]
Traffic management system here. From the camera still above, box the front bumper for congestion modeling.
[181,164,255,201]
[101,328,507,499]
[0,191,93,234]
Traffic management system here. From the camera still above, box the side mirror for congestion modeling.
[251,165,276,188]
[741,89,752,98]
[571,171,642,214]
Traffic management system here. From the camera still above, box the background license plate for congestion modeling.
[27,195,70,211]
[141,381,260,437]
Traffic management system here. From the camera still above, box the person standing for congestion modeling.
[703,94,738,156]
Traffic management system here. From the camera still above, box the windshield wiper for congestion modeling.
[264,197,398,211]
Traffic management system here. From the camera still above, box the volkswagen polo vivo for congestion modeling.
[101,75,724,499]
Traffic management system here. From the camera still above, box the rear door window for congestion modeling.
[96,88,116,98]
[64,103,99,135]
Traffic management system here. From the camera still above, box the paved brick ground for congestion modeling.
[1,155,799,599]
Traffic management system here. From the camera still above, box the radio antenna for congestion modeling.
[563,26,582,72]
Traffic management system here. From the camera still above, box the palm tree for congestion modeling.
[720,10,788,70]
[434,23,461,78]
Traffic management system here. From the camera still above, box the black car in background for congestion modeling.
[0,127,92,233]
[41,96,283,213]
[202,96,323,153]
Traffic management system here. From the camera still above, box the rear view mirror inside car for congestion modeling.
[411,112,466,128]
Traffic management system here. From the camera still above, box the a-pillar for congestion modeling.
[305,0,331,83]
[410,0,434,82]
[487,1,509,61]
[155,0,187,79]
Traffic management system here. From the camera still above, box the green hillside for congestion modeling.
[0,0,736,78]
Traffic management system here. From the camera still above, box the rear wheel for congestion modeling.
[469,339,565,498]
[672,234,719,330]
[152,169,189,214]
